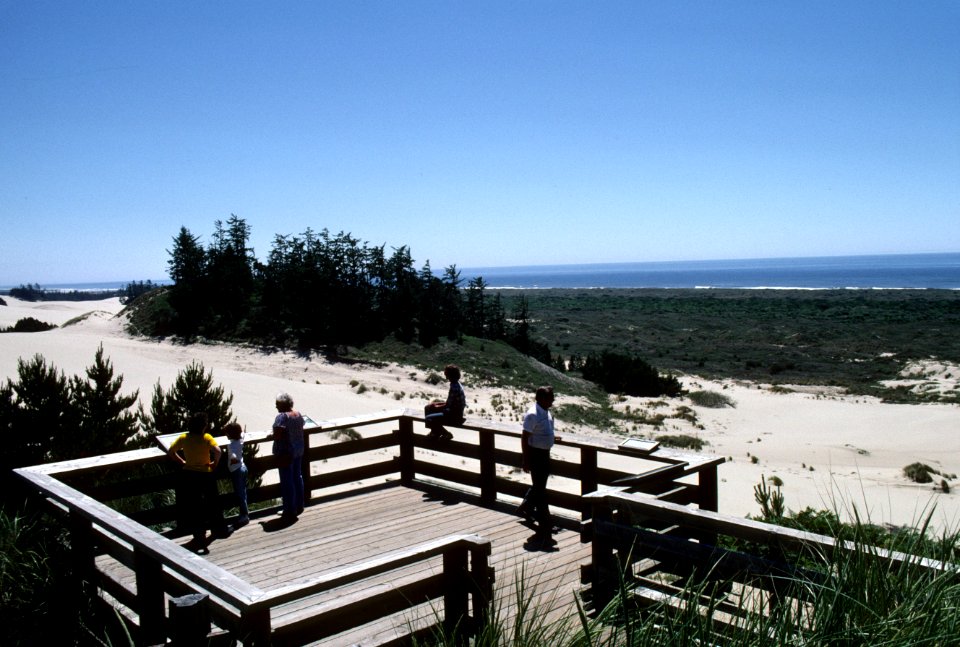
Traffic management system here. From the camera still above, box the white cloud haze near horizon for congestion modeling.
[1,2,958,285]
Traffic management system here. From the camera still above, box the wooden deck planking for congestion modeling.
[98,482,591,643]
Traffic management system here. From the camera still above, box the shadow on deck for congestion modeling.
[177,482,588,645]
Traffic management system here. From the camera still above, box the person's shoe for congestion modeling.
[438,430,453,441]
[234,516,249,528]
[213,526,233,539]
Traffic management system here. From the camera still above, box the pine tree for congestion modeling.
[64,345,139,460]
[4,355,73,467]
[166,227,208,335]
[138,361,235,441]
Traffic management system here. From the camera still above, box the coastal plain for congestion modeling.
[1,293,958,533]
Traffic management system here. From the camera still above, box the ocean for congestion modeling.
[462,253,960,290]
[4,253,959,293]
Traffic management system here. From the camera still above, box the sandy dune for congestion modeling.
[2,296,957,532]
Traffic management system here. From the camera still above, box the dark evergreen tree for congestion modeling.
[138,361,235,440]
[64,345,139,460]
[166,227,208,335]
[382,246,419,343]
[582,350,682,397]
[3,355,73,468]
[438,265,464,341]
[205,215,255,335]
[417,261,442,347]
[464,276,488,337]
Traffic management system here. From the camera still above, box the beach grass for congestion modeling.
[412,513,960,646]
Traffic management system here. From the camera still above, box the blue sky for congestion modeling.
[1,1,958,285]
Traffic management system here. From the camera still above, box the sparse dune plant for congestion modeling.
[686,389,736,408]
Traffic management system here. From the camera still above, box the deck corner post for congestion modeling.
[68,511,96,602]
[468,542,494,633]
[169,593,209,645]
[443,546,469,639]
[398,416,415,483]
[479,431,496,505]
[239,606,272,646]
[133,547,166,646]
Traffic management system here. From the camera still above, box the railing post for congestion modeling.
[169,593,209,645]
[580,447,598,520]
[443,546,469,639]
[303,425,313,503]
[589,496,617,614]
[468,541,493,634]
[398,416,415,484]
[479,430,496,505]
[698,464,719,512]
[133,546,166,646]
[240,606,272,646]
[69,512,96,605]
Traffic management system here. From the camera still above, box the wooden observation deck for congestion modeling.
[15,408,724,645]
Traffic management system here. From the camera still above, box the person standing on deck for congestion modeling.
[168,411,230,546]
[273,392,305,521]
[517,386,556,543]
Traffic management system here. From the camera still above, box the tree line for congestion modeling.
[160,215,551,360]
[5,280,158,303]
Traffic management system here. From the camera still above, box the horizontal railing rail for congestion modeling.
[39,408,723,530]
[583,489,960,619]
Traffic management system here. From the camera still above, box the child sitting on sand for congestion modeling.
[224,422,249,527]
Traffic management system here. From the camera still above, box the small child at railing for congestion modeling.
[224,422,249,527]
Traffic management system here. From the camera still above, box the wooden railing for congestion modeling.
[582,489,960,624]
[14,409,723,645]
[17,467,492,645]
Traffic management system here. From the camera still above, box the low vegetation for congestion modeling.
[686,389,736,408]
[499,288,960,403]
[903,462,956,486]
[0,317,57,333]
[655,433,706,451]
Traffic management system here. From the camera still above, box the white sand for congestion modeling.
[2,296,958,532]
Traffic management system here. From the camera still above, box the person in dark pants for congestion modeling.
[168,411,229,547]
[517,386,556,543]
[424,364,466,440]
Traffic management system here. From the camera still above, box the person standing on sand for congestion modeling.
[424,364,466,441]
[273,392,305,521]
[168,411,230,546]
[517,386,557,543]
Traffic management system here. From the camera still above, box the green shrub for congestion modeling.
[687,390,736,408]
[581,350,681,398]
[655,434,705,451]
[903,462,935,483]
